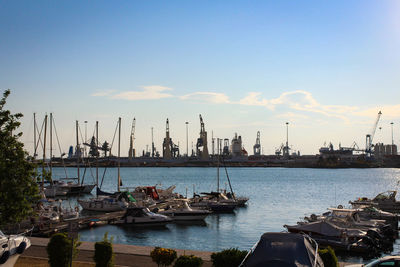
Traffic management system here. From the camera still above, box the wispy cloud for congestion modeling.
[91,90,116,97]
[92,86,392,123]
[180,92,230,104]
[238,92,275,109]
[111,85,173,100]
[355,105,400,119]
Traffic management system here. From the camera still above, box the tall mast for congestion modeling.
[76,120,80,184]
[118,117,121,192]
[33,113,37,159]
[217,155,220,192]
[41,114,48,192]
[50,113,53,173]
[96,121,99,195]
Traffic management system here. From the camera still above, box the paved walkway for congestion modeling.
[20,237,213,267]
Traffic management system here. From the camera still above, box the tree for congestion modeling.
[46,233,81,267]
[94,232,114,267]
[0,89,40,225]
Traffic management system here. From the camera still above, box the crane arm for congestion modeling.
[370,111,382,143]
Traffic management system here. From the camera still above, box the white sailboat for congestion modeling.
[78,118,136,212]
[190,156,246,212]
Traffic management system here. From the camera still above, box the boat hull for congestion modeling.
[159,211,209,221]
[78,199,125,212]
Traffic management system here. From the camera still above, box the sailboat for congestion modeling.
[39,115,94,196]
[78,118,136,212]
[190,156,243,212]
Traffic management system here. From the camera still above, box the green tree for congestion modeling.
[0,89,40,225]
[46,233,81,267]
[94,232,114,267]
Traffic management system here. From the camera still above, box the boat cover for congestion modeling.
[285,221,365,237]
[240,232,324,267]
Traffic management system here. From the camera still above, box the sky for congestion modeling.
[1,0,400,156]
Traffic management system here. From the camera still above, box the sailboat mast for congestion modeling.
[50,113,53,173]
[96,121,99,196]
[33,113,37,159]
[222,158,236,200]
[41,114,48,192]
[217,155,220,192]
[76,120,80,184]
[118,117,121,192]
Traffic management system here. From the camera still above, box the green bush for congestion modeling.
[173,255,203,267]
[211,248,248,267]
[94,233,114,267]
[150,247,177,267]
[319,246,339,267]
[46,233,81,267]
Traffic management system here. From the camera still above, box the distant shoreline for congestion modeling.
[37,154,400,168]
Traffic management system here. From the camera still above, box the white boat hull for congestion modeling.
[78,199,125,212]
[159,211,209,221]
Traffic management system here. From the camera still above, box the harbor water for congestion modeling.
[51,167,400,258]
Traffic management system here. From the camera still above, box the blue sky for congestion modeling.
[1,1,399,156]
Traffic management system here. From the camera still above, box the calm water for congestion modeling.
[51,167,400,258]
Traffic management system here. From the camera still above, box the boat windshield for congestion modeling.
[365,258,386,267]
[374,191,396,201]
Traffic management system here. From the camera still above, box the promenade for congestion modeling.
[16,237,213,267]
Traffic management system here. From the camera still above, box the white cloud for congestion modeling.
[238,92,274,109]
[112,85,173,100]
[91,90,116,97]
[180,92,230,104]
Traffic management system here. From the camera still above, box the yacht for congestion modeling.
[156,199,211,221]
[0,231,31,266]
[114,207,172,226]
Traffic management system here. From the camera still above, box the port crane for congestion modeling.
[163,119,172,159]
[253,131,261,156]
[128,117,136,160]
[163,119,180,159]
[196,114,209,160]
[365,111,382,157]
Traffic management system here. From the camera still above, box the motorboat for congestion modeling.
[113,207,172,226]
[350,191,400,214]
[284,221,380,255]
[0,230,31,266]
[239,232,324,267]
[155,199,211,221]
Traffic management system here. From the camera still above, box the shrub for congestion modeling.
[150,247,177,267]
[173,255,203,267]
[94,232,114,267]
[211,248,248,267]
[319,246,339,267]
[46,233,81,267]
